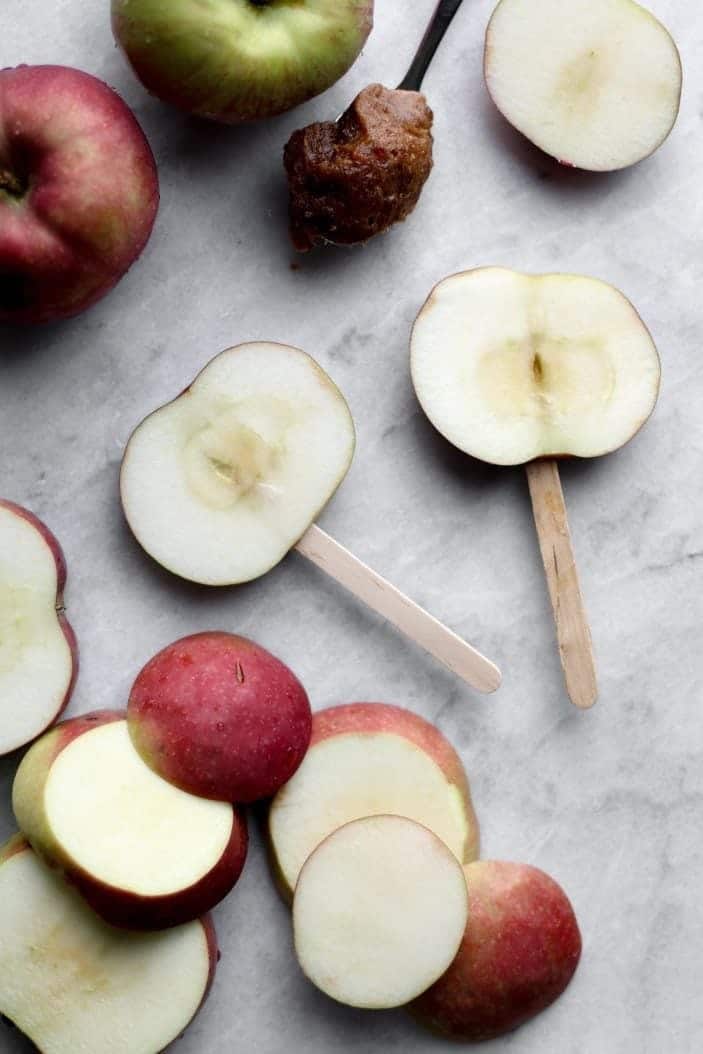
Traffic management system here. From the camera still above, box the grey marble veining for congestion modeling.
[1,1,702,1051]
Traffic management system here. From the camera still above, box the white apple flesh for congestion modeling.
[0,501,77,756]
[484,0,682,171]
[293,815,469,1009]
[411,268,661,466]
[120,342,355,585]
[0,836,217,1054]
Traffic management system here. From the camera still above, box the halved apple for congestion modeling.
[0,835,217,1054]
[0,500,78,757]
[12,711,248,930]
[268,702,479,901]
[293,815,469,1009]
[484,0,682,172]
[120,342,356,585]
[411,268,661,466]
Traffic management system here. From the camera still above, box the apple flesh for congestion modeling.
[412,860,582,1040]
[293,815,469,1009]
[12,711,248,930]
[0,65,158,324]
[128,632,312,802]
[0,836,218,1054]
[484,0,682,171]
[0,500,77,756]
[111,0,374,123]
[268,702,479,901]
[120,342,356,585]
[411,268,661,466]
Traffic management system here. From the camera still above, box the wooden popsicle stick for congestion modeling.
[526,459,597,710]
[295,524,501,694]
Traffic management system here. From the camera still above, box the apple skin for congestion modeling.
[411,860,582,1041]
[12,710,249,930]
[0,65,158,324]
[111,0,374,123]
[0,499,78,755]
[128,632,312,803]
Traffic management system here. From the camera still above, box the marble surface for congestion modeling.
[1,1,702,1051]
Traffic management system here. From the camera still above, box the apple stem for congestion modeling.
[398,0,466,92]
[0,168,26,198]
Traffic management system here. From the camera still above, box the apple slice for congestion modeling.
[120,342,355,586]
[484,0,682,171]
[411,268,661,467]
[293,815,469,1009]
[0,500,78,756]
[12,711,248,930]
[0,835,217,1054]
[268,702,479,901]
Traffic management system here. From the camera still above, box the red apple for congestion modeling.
[0,499,78,756]
[412,860,582,1040]
[128,632,312,802]
[0,65,159,324]
[12,710,248,930]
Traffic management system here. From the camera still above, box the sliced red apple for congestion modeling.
[484,0,682,172]
[0,835,217,1054]
[12,711,247,930]
[411,268,661,466]
[293,815,469,1009]
[0,500,77,757]
[269,702,479,901]
[120,342,355,585]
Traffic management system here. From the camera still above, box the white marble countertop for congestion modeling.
[1,1,702,1051]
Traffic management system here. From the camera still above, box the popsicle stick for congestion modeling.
[295,524,501,694]
[526,459,597,710]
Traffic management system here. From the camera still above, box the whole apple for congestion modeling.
[111,0,374,123]
[0,65,158,324]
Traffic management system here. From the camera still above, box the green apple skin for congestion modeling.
[111,0,374,123]
[411,861,582,1041]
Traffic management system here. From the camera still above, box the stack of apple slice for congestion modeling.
[268,701,582,1037]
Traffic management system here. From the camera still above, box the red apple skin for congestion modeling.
[0,65,159,324]
[128,632,312,803]
[411,861,582,1041]
[12,710,249,930]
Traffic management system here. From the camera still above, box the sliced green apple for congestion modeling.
[484,0,682,171]
[411,268,661,466]
[0,836,217,1054]
[120,342,355,585]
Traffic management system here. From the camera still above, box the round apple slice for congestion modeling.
[269,702,479,901]
[0,836,218,1054]
[484,0,682,172]
[12,711,248,930]
[0,500,78,756]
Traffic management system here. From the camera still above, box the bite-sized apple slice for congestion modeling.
[128,632,312,802]
[12,711,248,930]
[412,860,582,1040]
[120,342,355,586]
[484,0,682,172]
[411,268,661,467]
[269,702,479,901]
[0,500,78,757]
[293,815,469,1009]
[0,835,217,1054]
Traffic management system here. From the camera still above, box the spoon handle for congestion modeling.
[296,523,501,694]
[526,459,598,710]
[398,0,466,92]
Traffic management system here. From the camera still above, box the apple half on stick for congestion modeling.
[293,815,469,1009]
[484,0,682,171]
[12,711,248,930]
[0,835,218,1054]
[0,500,77,756]
[269,702,479,901]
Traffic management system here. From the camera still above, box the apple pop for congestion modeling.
[411,268,661,708]
[120,342,500,693]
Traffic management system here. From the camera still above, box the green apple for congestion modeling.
[111,0,374,123]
